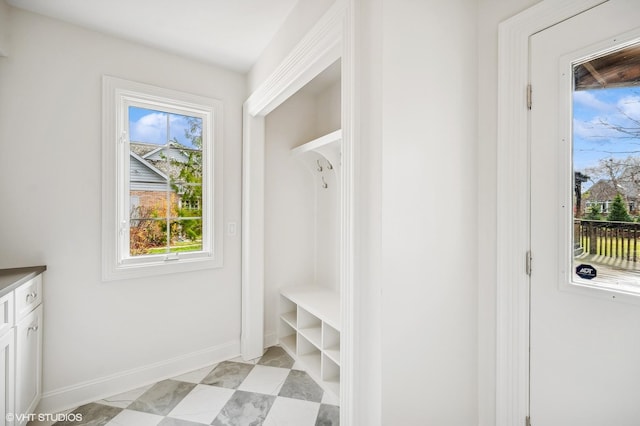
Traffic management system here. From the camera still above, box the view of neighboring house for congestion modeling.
[129,141,201,215]
[583,179,638,215]
[128,141,203,255]
[580,163,640,216]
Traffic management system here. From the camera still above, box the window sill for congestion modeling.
[102,254,222,282]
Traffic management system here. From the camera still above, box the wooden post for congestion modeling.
[589,221,597,255]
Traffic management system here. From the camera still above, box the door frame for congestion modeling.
[241,0,357,424]
[495,1,606,425]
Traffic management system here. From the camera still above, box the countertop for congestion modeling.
[0,266,46,298]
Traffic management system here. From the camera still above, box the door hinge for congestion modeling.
[526,415,531,426]
[526,251,532,276]
[527,84,532,110]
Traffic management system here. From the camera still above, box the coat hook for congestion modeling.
[317,159,323,172]
[326,160,333,170]
[321,176,328,189]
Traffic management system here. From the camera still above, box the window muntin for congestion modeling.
[102,76,222,280]
[572,42,640,294]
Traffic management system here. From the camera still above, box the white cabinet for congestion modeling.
[0,269,44,426]
[279,286,340,397]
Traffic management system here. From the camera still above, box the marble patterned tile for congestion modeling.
[166,384,234,424]
[53,403,123,426]
[237,365,290,395]
[278,370,324,403]
[105,408,164,425]
[98,384,154,408]
[314,404,339,426]
[211,390,276,426]
[201,361,254,389]
[127,380,196,416]
[171,365,217,384]
[262,396,320,426]
[257,346,295,369]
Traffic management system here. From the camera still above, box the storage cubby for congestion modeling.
[298,307,322,347]
[322,354,340,396]
[322,322,340,365]
[279,286,340,397]
[279,320,296,354]
[298,335,322,378]
[279,294,297,328]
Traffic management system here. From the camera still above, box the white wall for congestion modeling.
[0,8,245,411]
[379,0,478,424]
[264,91,317,342]
[476,1,540,425]
[247,0,336,94]
[313,80,341,292]
[0,0,9,56]
[351,0,383,424]
[315,81,341,136]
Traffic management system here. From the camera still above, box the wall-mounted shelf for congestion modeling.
[290,129,342,176]
[278,285,340,397]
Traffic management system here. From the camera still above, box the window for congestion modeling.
[102,76,223,280]
[572,41,640,294]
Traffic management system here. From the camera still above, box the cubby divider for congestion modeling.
[279,320,296,354]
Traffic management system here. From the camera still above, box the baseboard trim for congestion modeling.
[36,340,240,415]
[264,331,278,349]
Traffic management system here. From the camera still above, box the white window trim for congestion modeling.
[102,75,223,281]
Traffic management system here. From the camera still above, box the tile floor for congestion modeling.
[42,346,339,426]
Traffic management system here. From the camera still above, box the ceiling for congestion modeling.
[6,0,299,72]
[575,44,640,90]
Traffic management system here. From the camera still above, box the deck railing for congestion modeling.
[575,219,640,262]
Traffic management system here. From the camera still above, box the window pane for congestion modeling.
[170,218,203,253]
[128,106,203,258]
[129,107,168,145]
[572,42,640,293]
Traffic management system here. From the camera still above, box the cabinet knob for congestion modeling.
[26,292,37,302]
[27,324,38,335]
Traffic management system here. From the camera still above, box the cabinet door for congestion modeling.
[0,328,15,426]
[15,304,41,424]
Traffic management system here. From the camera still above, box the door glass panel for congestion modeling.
[573,42,640,293]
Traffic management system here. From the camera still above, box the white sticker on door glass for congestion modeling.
[573,42,640,294]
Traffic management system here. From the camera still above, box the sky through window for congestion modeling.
[129,106,200,148]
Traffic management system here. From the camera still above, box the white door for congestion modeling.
[531,1,640,425]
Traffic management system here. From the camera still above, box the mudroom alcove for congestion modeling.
[240,3,352,420]
[263,60,342,397]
